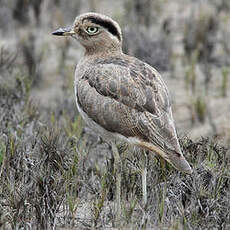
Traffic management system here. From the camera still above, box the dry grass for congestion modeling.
[0,0,230,229]
[0,53,229,230]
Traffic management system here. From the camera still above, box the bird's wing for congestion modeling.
[76,56,192,173]
[85,56,171,115]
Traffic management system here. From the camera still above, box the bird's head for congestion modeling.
[52,12,122,54]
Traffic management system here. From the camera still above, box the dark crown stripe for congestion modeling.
[87,16,121,41]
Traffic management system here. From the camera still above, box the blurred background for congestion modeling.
[0,0,230,229]
[1,0,230,145]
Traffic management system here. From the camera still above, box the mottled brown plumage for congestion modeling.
[53,12,192,224]
[52,12,192,174]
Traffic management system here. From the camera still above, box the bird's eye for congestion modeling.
[86,26,99,34]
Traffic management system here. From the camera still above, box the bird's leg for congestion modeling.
[141,150,148,207]
[112,142,121,225]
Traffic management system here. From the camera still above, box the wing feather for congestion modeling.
[76,56,192,173]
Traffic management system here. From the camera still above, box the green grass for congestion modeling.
[221,67,228,97]
[1,1,230,228]
[193,95,207,123]
[0,143,5,166]
[0,62,229,230]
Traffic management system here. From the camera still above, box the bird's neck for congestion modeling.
[84,41,123,57]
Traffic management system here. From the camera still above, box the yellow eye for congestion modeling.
[86,26,99,34]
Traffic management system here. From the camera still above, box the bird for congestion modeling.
[52,12,192,225]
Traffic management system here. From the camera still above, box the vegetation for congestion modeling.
[0,0,230,229]
[0,72,229,229]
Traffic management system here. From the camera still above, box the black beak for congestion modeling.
[52,27,75,36]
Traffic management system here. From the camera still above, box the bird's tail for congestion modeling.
[138,141,192,174]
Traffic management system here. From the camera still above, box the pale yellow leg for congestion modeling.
[141,151,148,207]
